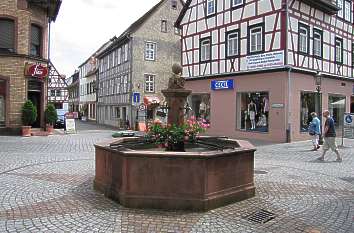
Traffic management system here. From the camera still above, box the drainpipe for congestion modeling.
[284,0,292,143]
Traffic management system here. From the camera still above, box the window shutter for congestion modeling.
[0,19,15,52]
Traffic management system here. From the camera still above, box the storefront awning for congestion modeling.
[144,96,160,106]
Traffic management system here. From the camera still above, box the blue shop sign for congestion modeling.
[211,79,234,90]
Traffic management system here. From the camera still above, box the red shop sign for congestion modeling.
[25,63,49,79]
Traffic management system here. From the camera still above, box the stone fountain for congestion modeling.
[94,64,256,211]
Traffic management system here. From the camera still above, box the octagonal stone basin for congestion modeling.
[94,137,256,211]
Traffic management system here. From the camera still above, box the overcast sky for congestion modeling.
[50,0,162,77]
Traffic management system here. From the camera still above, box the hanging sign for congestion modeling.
[211,79,234,90]
[246,51,284,70]
[24,63,49,79]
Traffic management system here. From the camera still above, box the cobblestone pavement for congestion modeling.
[0,121,353,233]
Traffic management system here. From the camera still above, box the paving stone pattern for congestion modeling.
[0,122,353,233]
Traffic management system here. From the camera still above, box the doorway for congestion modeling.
[28,80,43,128]
[351,96,354,113]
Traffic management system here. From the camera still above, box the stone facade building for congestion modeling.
[0,0,61,133]
[96,0,183,129]
[177,0,354,143]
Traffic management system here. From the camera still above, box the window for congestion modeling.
[117,48,121,65]
[171,0,177,9]
[335,37,343,63]
[231,0,243,7]
[30,24,41,57]
[174,27,181,35]
[338,0,344,18]
[188,94,211,126]
[300,92,320,132]
[124,44,128,62]
[206,0,216,16]
[56,90,61,97]
[249,24,263,54]
[298,23,309,54]
[0,19,15,53]
[145,42,156,61]
[115,107,121,118]
[313,29,322,58]
[161,20,167,33]
[226,30,240,57]
[50,90,55,97]
[145,74,155,93]
[237,92,269,132]
[200,38,211,62]
[121,46,125,63]
[344,0,351,21]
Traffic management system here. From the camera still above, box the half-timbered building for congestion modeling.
[96,0,183,129]
[176,0,354,142]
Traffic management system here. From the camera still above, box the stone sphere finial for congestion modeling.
[172,63,182,75]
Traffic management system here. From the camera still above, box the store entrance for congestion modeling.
[28,80,43,128]
[351,96,354,113]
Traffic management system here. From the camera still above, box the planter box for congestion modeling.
[94,138,256,211]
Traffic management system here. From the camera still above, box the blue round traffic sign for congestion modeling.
[345,115,353,124]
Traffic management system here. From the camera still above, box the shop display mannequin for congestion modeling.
[301,97,309,126]
[248,100,257,130]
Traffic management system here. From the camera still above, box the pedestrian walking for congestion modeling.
[318,110,342,162]
[308,112,321,151]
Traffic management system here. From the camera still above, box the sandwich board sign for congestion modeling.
[65,113,76,134]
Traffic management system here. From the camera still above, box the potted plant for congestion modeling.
[45,104,57,134]
[21,100,37,137]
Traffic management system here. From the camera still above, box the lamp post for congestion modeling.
[315,72,323,145]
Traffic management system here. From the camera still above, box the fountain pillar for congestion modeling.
[161,64,191,126]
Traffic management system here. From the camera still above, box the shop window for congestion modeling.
[328,95,346,134]
[300,92,320,131]
[188,94,211,125]
[237,92,269,132]
[0,18,15,53]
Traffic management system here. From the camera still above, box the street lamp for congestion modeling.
[314,71,323,145]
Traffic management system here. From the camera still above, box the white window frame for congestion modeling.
[335,38,343,63]
[206,0,216,16]
[338,0,344,18]
[161,20,167,33]
[124,44,128,62]
[145,42,156,61]
[298,24,309,54]
[313,29,322,57]
[117,48,121,65]
[249,26,263,53]
[232,0,243,7]
[145,74,155,93]
[344,0,351,21]
[227,31,239,57]
[200,38,211,62]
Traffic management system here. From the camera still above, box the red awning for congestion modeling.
[143,96,160,106]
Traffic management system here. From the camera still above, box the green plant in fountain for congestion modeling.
[22,100,37,126]
[146,117,208,151]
